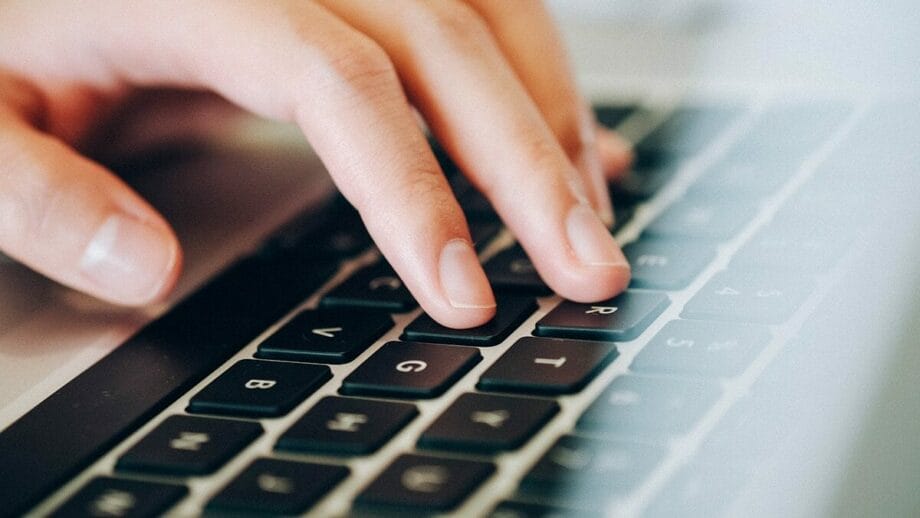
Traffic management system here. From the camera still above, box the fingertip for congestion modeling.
[80,214,183,306]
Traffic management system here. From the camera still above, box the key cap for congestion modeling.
[460,189,500,222]
[641,461,747,518]
[681,270,814,324]
[638,105,741,155]
[355,454,495,512]
[264,201,371,260]
[206,458,348,516]
[609,164,679,202]
[535,291,669,342]
[322,262,416,313]
[51,477,187,518]
[594,104,637,128]
[489,500,602,518]
[188,359,330,418]
[257,309,393,364]
[478,337,617,395]
[730,222,851,274]
[484,246,551,295]
[643,199,757,241]
[632,320,772,378]
[0,246,336,516]
[418,393,559,454]
[470,219,503,251]
[340,341,481,399]
[116,415,262,476]
[727,101,851,161]
[577,375,720,441]
[518,435,665,507]
[276,396,418,455]
[403,297,538,346]
[623,240,716,290]
[688,156,800,200]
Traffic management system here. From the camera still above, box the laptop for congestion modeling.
[2,1,919,516]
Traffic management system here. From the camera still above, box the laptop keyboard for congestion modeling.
[5,97,909,517]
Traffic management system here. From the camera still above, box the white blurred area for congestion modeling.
[547,0,920,94]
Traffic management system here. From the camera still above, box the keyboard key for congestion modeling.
[641,461,747,518]
[460,189,500,221]
[643,199,757,241]
[355,454,495,512]
[188,359,330,418]
[689,156,799,200]
[470,219,503,251]
[577,375,720,441]
[322,262,416,313]
[727,101,851,161]
[518,435,665,506]
[489,500,602,518]
[0,247,335,515]
[478,337,617,395]
[116,415,262,476]
[610,164,679,202]
[632,320,772,378]
[730,223,851,274]
[594,104,637,128]
[403,297,537,346]
[681,270,814,324]
[535,291,669,342]
[277,396,418,455]
[264,202,371,260]
[418,393,559,454]
[206,458,348,516]
[340,341,481,399]
[484,246,551,295]
[623,240,716,290]
[638,105,740,155]
[257,309,393,364]
[51,477,187,518]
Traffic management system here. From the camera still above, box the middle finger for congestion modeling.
[317,0,630,302]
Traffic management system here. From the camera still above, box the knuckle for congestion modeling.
[415,1,492,50]
[315,36,397,94]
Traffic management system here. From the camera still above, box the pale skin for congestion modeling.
[0,0,634,329]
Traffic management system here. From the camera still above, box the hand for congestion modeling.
[0,0,633,328]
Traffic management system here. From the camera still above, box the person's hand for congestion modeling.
[0,0,633,328]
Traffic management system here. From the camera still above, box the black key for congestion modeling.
[577,375,720,441]
[0,244,335,516]
[484,246,551,295]
[643,199,757,241]
[470,219,503,251]
[257,308,393,364]
[490,500,601,518]
[681,270,814,324]
[638,105,740,155]
[518,435,664,506]
[460,189,500,221]
[478,337,617,395]
[403,296,537,346]
[623,240,716,290]
[418,393,559,453]
[594,104,637,128]
[264,202,371,260]
[116,415,262,476]
[206,458,348,516]
[277,396,418,455]
[688,155,800,200]
[355,454,495,512]
[535,291,669,342]
[188,359,330,418]
[51,477,187,518]
[609,164,679,202]
[613,203,637,233]
[641,461,747,518]
[727,101,851,161]
[340,341,481,399]
[730,223,852,274]
[632,320,772,378]
[322,262,416,313]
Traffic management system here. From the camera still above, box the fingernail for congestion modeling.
[439,238,496,309]
[80,215,178,304]
[566,204,629,267]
